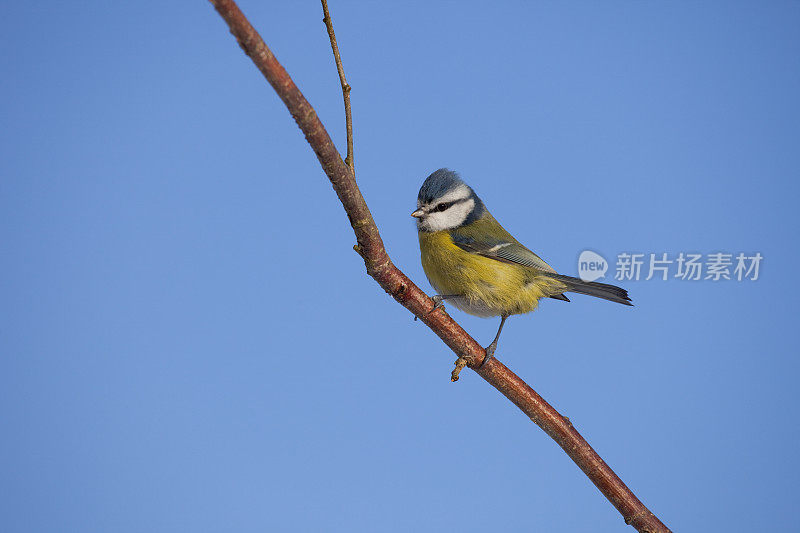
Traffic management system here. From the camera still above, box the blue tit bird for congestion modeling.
[412,168,632,366]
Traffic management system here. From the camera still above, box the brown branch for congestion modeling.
[321,0,354,175]
[208,2,671,532]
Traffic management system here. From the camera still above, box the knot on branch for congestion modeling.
[353,242,391,278]
[624,510,661,531]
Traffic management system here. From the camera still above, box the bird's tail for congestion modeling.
[547,273,633,306]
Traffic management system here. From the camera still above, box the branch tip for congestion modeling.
[320,0,355,175]
[451,357,468,382]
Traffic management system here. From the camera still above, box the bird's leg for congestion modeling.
[481,314,508,368]
[429,294,458,313]
[414,294,456,321]
[431,294,450,311]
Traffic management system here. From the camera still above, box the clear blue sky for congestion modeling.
[2,2,799,532]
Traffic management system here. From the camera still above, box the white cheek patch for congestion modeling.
[419,197,475,232]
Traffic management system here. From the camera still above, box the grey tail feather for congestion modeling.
[547,273,633,306]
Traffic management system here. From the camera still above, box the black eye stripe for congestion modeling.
[433,198,467,212]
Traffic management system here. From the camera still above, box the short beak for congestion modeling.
[410,209,424,218]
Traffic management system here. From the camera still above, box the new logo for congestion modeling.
[578,250,608,282]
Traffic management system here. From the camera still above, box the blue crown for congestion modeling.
[418,168,466,203]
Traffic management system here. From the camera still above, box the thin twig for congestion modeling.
[451,357,468,382]
[208,2,671,531]
[321,0,354,175]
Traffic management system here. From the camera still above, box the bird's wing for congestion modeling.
[449,224,557,274]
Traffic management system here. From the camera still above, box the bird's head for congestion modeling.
[411,169,485,232]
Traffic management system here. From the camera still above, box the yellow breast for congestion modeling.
[418,231,566,317]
